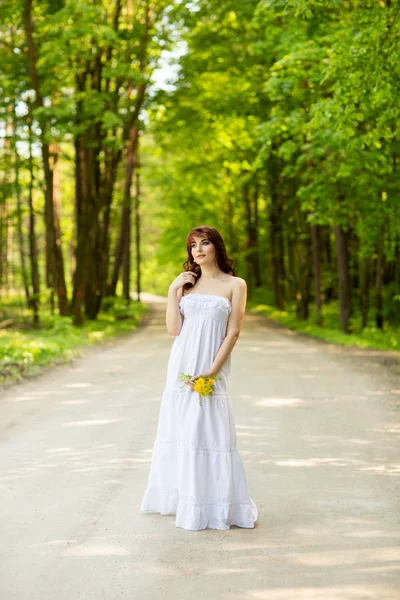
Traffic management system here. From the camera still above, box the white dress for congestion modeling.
[140,292,258,531]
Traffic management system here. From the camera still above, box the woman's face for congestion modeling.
[190,235,215,264]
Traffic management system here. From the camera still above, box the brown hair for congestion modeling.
[182,225,236,294]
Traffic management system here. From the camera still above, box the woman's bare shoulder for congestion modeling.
[232,276,247,290]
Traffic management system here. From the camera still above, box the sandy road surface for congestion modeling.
[0,294,399,600]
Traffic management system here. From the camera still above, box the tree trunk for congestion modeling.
[394,243,400,284]
[6,200,13,292]
[222,168,240,271]
[287,233,296,301]
[27,110,40,324]
[268,154,286,310]
[324,229,335,302]
[311,224,323,325]
[243,178,261,295]
[23,0,68,316]
[253,177,262,287]
[295,207,312,321]
[108,209,126,297]
[122,130,140,303]
[134,141,142,302]
[334,224,352,333]
[0,170,6,291]
[375,239,384,330]
[15,137,30,307]
[243,181,253,294]
[359,255,370,329]
[72,134,96,324]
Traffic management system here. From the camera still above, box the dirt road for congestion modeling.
[1,295,399,600]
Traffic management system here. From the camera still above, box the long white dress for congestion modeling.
[140,292,258,531]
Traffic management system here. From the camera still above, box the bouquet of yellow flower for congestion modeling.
[178,372,222,407]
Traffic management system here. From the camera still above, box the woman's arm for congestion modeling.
[166,285,183,336]
[166,271,197,336]
[207,278,247,377]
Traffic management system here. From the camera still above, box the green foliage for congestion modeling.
[248,292,400,353]
[0,296,149,387]
[384,282,400,326]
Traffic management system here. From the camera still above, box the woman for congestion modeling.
[140,225,258,531]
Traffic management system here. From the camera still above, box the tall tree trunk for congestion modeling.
[311,224,323,325]
[27,109,40,324]
[268,153,286,310]
[102,154,125,296]
[334,224,352,333]
[359,255,370,329]
[375,236,384,330]
[15,134,30,306]
[243,177,261,295]
[72,134,96,324]
[109,208,126,297]
[122,131,140,303]
[394,243,400,284]
[0,186,5,290]
[108,128,139,299]
[295,207,312,321]
[243,181,254,294]
[324,228,335,302]
[6,199,13,292]
[23,0,68,315]
[222,168,240,270]
[134,141,142,302]
[122,207,131,303]
[253,177,262,287]
[287,229,296,301]
[3,106,14,294]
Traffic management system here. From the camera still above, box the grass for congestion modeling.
[247,291,400,354]
[0,296,149,388]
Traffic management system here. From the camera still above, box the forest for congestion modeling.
[0,0,399,382]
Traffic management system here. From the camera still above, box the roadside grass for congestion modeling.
[247,292,400,353]
[0,296,149,388]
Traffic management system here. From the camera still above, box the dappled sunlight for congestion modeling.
[255,397,306,408]
[236,424,268,431]
[290,545,400,566]
[301,435,371,446]
[46,445,115,455]
[63,541,129,557]
[374,423,400,436]
[103,365,124,373]
[275,457,351,468]
[65,382,94,389]
[206,567,258,574]
[64,418,126,427]
[244,346,270,352]
[245,584,397,599]
[13,390,70,402]
[359,464,400,475]
[347,530,400,540]
[356,565,400,573]
[61,399,88,405]
[0,450,140,486]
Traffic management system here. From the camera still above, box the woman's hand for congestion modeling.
[170,270,198,292]
[184,372,212,388]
